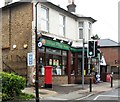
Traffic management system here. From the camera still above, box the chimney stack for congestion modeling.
[67,0,76,13]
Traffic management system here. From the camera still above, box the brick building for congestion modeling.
[1,2,33,84]
[1,1,97,85]
[99,39,120,78]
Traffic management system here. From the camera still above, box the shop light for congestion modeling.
[60,40,63,43]
[53,37,56,40]
[68,41,72,46]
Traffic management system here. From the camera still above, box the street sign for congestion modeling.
[27,53,34,66]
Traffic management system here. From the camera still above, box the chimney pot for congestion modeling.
[67,3,76,13]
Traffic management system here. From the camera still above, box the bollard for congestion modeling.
[89,78,92,92]
[111,75,113,88]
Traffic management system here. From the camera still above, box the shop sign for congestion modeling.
[41,39,70,50]
[40,38,87,52]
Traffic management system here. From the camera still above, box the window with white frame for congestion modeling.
[40,6,49,32]
[88,22,92,39]
[78,22,84,39]
[59,14,65,36]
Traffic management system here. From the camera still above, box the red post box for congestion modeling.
[44,66,52,88]
[106,73,111,82]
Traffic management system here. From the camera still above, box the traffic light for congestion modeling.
[88,40,95,57]
[94,41,98,57]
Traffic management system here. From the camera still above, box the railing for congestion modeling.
[3,61,28,86]
[16,55,26,62]
[3,61,19,75]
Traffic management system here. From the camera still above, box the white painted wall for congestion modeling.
[49,7,77,40]
[36,3,94,44]
[65,17,77,40]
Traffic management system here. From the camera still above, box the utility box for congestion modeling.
[44,66,52,88]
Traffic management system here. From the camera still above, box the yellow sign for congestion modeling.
[49,59,52,65]
[84,70,86,75]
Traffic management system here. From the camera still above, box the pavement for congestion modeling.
[22,79,119,100]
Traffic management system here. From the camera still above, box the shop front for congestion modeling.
[38,37,88,85]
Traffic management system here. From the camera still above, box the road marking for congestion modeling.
[44,97,68,100]
[93,95,119,100]
[76,93,93,100]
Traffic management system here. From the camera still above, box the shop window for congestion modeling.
[46,48,61,55]
[38,47,45,52]
[77,53,82,75]
[39,47,67,76]
[62,51,67,56]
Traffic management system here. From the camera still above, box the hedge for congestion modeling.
[0,72,26,101]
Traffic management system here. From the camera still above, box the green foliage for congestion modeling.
[17,93,35,100]
[1,72,26,101]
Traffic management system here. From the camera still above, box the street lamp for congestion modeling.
[35,2,39,102]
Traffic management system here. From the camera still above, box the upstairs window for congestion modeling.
[78,22,84,39]
[40,6,49,32]
[59,14,65,36]
[88,22,92,39]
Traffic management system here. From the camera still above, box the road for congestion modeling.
[9,88,119,102]
[76,87,120,101]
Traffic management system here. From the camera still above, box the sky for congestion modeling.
[48,0,119,42]
[0,0,119,42]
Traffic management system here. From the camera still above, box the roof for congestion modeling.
[1,0,96,23]
[42,2,96,23]
[98,39,118,47]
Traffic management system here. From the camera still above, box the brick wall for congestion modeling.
[39,75,68,86]
[2,3,33,82]
[100,47,120,79]
[100,47,119,66]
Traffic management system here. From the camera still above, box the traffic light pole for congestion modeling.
[88,57,91,74]
[82,38,85,89]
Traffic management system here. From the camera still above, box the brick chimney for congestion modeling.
[67,0,76,13]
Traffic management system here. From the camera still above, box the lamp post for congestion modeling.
[35,2,39,102]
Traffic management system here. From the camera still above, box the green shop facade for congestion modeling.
[38,37,96,85]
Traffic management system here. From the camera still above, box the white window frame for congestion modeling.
[78,21,84,39]
[40,6,49,32]
[88,22,92,39]
[59,14,65,36]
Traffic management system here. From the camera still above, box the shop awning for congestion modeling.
[40,38,87,52]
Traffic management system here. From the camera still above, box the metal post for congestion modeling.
[88,57,91,74]
[111,76,113,88]
[111,72,113,88]
[89,78,92,92]
[98,53,100,75]
[82,38,84,89]
[35,2,39,102]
